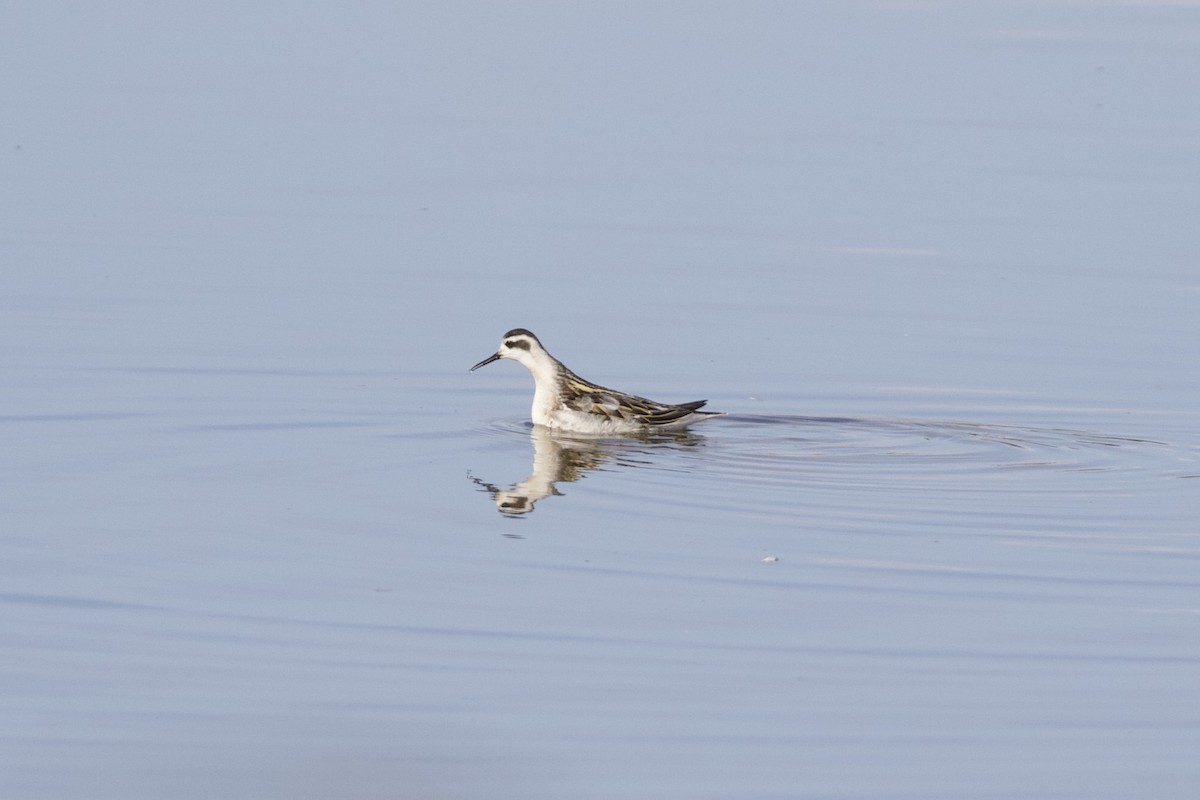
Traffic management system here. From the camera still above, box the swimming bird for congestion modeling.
[470,328,722,434]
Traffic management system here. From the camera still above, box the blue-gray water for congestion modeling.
[3,3,1199,799]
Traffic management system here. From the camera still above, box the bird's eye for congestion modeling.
[505,339,531,351]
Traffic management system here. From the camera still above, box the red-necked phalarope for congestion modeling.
[470,328,723,434]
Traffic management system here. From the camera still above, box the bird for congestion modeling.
[470,328,722,434]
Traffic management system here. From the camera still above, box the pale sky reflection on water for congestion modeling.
[2,3,1199,799]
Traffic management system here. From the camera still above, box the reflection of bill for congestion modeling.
[469,426,705,516]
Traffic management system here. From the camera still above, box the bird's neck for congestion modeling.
[525,352,563,426]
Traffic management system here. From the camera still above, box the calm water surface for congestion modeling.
[3,3,1199,799]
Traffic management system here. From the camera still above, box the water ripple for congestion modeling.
[467,414,1187,517]
[702,414,1167,484]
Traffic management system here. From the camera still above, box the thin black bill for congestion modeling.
[470,352,501,372]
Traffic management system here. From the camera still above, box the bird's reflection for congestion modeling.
[470,425,705,516]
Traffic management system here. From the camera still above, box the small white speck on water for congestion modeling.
[761,555,780,563]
